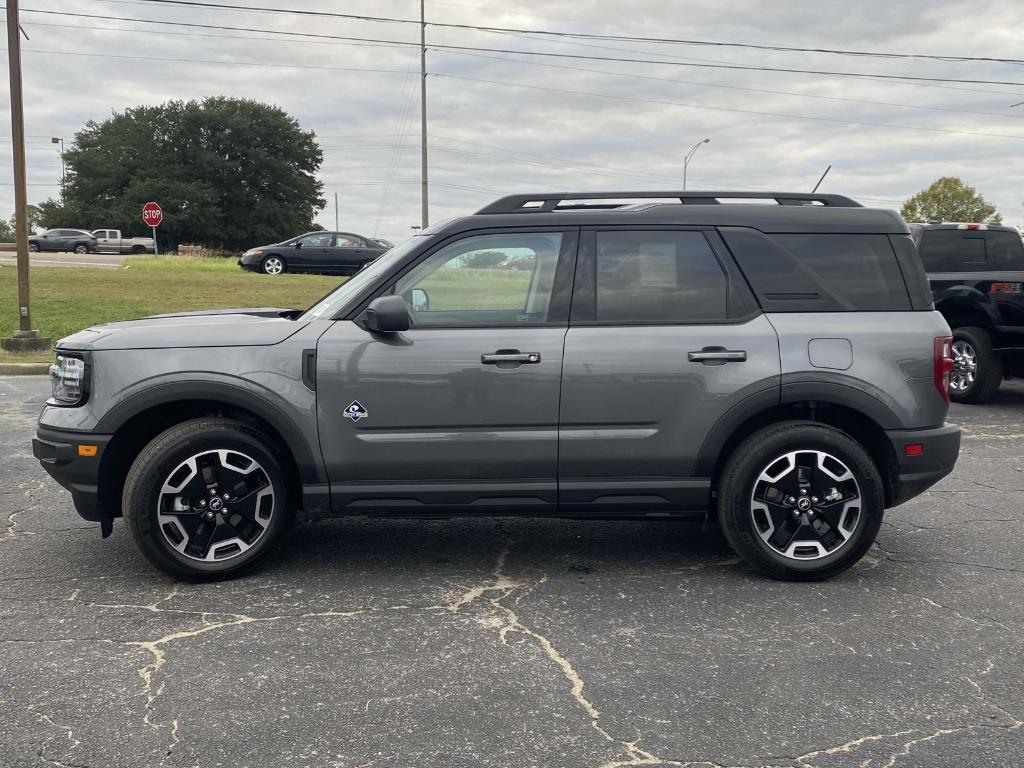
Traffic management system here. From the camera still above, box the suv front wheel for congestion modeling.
[717,421,884,580]
[123,418,293,580]
[950,326,1002,404]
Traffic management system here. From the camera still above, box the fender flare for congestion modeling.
[934,288,999,327]
[95,377,325,484]
[694,377,900,477]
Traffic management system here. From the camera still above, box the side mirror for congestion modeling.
[294,241,303,249]
[364,295,410,333]
[410,288,430,313]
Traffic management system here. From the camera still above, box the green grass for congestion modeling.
[0,256,343,355]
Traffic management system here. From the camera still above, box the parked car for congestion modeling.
[34,191,959,581]
[92,229,156,254]
[911,222,1024,403]
[238,231,388,275]
[28,229,97,254]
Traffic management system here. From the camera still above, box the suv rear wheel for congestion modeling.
[950,326,1002,404]
[717,421,884,580]
[123,418,293,580]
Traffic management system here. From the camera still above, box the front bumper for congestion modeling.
[238,254,262,271]
[885,422,961,506]
[33,426,113,525]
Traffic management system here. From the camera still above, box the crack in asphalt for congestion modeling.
[76,586,373,764]
[27,704,87,768]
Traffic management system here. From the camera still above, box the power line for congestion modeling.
[13,8,1024,88]
[438,50,1024,121]
[430,73,1024,141]
[114,0,1024,66]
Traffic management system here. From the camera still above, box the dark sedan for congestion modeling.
[28,229,97,254]
[238,231,388,275]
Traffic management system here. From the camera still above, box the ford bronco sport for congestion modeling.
[34,191,961,581]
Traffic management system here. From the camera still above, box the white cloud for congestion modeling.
[2,0,1023,242]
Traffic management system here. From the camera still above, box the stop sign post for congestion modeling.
[142,202,162,255]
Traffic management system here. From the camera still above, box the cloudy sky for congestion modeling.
[2,0,1023,242]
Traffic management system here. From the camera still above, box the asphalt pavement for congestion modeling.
[1,376,1021,767]
[0,251,128,269]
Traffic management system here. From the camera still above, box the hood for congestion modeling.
[57,307,307,351]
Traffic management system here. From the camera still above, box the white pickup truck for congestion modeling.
[91,229,156,254]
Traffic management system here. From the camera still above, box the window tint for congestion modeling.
[919,229,1024,271]
[594,231,729,323]
[394,232,565,327]
[721,230,911,312]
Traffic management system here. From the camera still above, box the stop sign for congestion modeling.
[142,202,163,227]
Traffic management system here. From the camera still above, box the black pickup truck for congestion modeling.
[912,223,1024,403]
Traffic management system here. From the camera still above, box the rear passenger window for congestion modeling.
[595,231,730,322]
[721,230,911,312]
[919,230,1024,271]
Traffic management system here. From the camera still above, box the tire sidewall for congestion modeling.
[719,423,884,579]
[124,420,292,580]
[74,244,89,254]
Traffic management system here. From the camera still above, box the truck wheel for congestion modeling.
[123,418,293,581]
[262,255,286,275]
[717,421,884,581]
[950,327,1002,404]
[131,245,145,254]
[73,243,89,254]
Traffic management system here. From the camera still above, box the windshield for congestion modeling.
[301,236,424,320]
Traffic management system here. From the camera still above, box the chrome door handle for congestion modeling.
[481,352,541,365]
[688,348,747,364]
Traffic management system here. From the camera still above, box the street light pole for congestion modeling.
[683,138,710,191]
[51,136,64,198]
[419,0,429,229]
[2,0,49,352]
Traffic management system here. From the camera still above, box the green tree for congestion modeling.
[36,98,324,250]
[0,217,13,242]
[901,177,1002,224]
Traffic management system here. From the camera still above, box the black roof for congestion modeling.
[429,191,909,236]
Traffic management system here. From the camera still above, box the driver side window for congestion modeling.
[394,232,565,327]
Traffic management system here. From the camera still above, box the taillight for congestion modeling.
[934,336,953,403]
[957,223,987,231]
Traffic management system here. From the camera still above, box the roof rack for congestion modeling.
[476,191,862,215]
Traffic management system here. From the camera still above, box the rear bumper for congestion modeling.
[885,422,961,506]
[32,426,113,523]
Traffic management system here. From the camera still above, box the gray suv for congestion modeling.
[33,191,961,581]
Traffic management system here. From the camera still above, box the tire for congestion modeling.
[950,326,1002,404]
[29,242,39,252]
[131,245,145,254]
[717,421,884,581]
[73,243,89,254]
[261,255,286,275]
[123,418,293,581]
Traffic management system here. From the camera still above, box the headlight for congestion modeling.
[242,249,262,259]
[48,354,88,406]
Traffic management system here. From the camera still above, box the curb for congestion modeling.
[0,363,50,376]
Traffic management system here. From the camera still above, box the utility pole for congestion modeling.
[334,192,339,231]
[2,0,49,354]
[419,0,429,229]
